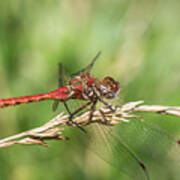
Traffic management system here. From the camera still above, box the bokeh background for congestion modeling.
[0,0,180,180]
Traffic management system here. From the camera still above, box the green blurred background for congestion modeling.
[0,0,180,180]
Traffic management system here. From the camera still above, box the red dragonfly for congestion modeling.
[0,53,150,179]
[1,53,178,179]
[51,55,179,180]
[0,52,121,133]
[0,52,119,124]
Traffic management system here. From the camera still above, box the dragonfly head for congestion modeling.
[101,76,120,99]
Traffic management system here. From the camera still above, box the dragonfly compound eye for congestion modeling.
[102,76,120,99]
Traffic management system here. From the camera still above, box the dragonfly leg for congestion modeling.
[63,101,85,132]
[67,101,92,133]
[63,101,72,115]
[88,100,97,123]
[99,98,115,112]
[91,85,116,112]
[99,109,109,124]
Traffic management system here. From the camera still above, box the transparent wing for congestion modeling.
[53,52,101,112]
[71,51,101,77]
[52,63,71,111]
[58,63,70,86]
[69,118,180,180]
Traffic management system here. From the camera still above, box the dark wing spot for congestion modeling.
[177,140,180,144]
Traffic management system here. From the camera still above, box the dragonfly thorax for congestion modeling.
[69,74,120,101]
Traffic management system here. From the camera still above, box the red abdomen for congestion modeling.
[0,87,70,108]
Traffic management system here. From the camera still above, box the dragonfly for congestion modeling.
[0,52,119,130]
[53,55,179,180]
[0,53,178,179]
[51,54,151,180]
[0,53,149,178]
